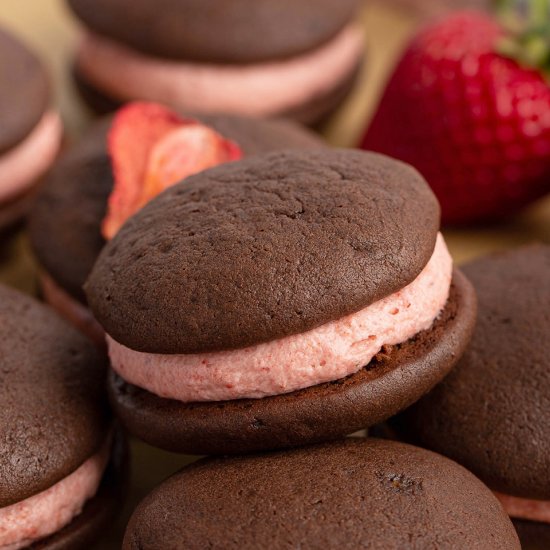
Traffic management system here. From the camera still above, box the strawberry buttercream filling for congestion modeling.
[108,233,452,402]
[0,436,111,550]
[495,492,550,524]
[0,111,62,203]
[75,24,364,116]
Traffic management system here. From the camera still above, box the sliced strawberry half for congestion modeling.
[102,102,243,239]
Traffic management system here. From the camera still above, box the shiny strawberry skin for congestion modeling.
[362,12,550,224]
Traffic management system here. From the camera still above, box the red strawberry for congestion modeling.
[103,102,242,239]
[361,10,550,224]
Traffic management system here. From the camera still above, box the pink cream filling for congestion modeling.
[108,233,452,402]
[495,492,550,524]
[76,24,364,116]
[0,437,110,550]
[0,111,63,203]
[40,271,105,348]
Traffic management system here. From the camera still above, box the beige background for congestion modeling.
[0,1,549,547]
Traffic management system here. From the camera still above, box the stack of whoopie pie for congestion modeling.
[0,27,62,231]
[9,104,524,547]
[67,0,364,124]
[2,3,537,548]
[393,244,550,550]
[0,284,125,549]
[77,141,525,548]
[29,102,324,345]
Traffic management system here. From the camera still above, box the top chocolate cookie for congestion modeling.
[86,149,440,354]
[396,244,550,499]
[123,438,519,550]
[67,0,360,62]
[0,285,109,507]
[0,27,49,154]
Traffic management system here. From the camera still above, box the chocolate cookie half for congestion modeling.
[68,0,360,62]
[67,0,364,124]
[86,149,476,454]
[123,438,519,549]
[29,111,324,345]
[88,150,440,352]
[0,284,126,549]
[0,27,62,230]
[0,28,48,154]
[393,244,550,548]
[512,519,550,550]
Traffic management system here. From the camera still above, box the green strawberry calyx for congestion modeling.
[497,0,550,75]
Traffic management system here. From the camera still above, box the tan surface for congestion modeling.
[0,1,549,547]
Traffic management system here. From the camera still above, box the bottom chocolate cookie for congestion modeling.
[512,518,550,550]
[109,269,476,455]
[0,185,38,232]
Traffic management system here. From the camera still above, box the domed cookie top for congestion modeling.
[30,115,323,304]
[397,244,550,499]
[67,0,361,63]
[0,285,109,507]
[0,27,49,154]
[86,149,440,354]
[123,438,519,550]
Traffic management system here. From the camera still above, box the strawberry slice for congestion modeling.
[102,102,242,239]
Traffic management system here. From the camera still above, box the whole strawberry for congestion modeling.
[361,7,550,224]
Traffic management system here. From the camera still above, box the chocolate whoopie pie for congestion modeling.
[67,0,364,124]
[0,284,125,549]
[123,438,519,549]
[393,244,550,550]
[85,148,477,455]
[29,105,324,345]
[0,27,62,231]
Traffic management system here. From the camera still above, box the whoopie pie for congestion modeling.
[0,284,125,549]
[85,148,477,455]
[29,102,324,345]
[123,438,519,549]
[394,244,550,550]
[67,0,364,124]
[0,27,62,230]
